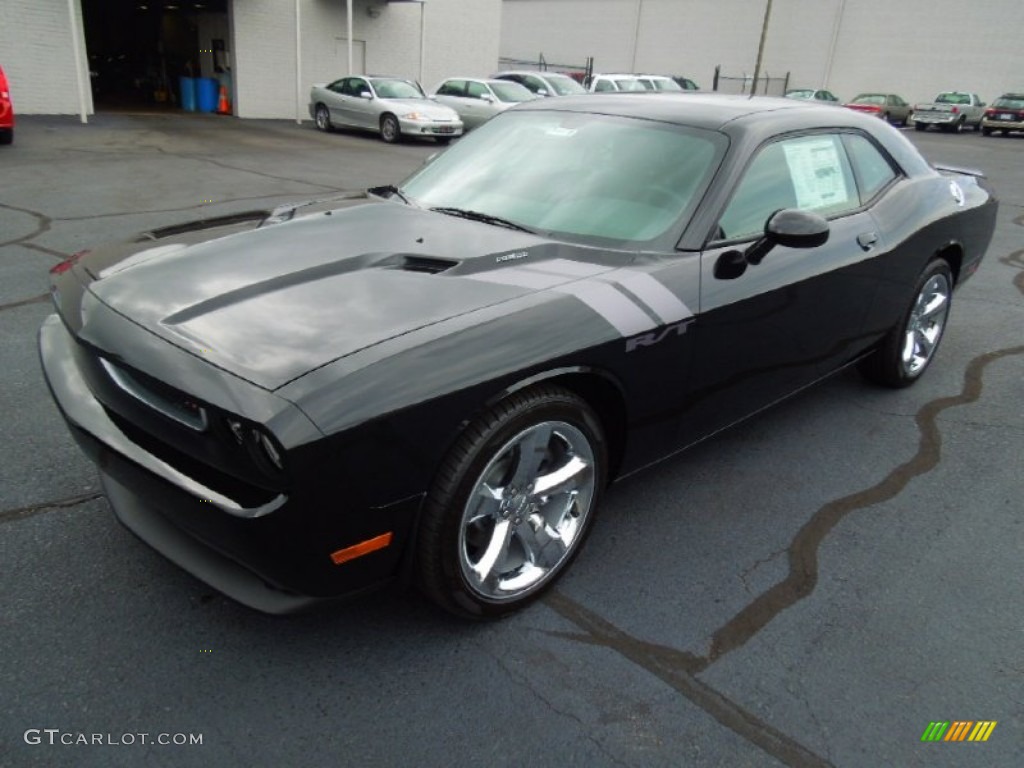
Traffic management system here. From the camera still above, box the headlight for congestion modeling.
[402,112,429,121]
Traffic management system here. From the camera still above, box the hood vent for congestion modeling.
[381,254,459,274]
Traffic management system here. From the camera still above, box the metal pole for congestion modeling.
[750,0,773,99]
[295,0,303,123]
[67,0,89,123]
[347,0,354,76]
[629,0,644,72]
[419,3,426,85]
[822,0,846,89]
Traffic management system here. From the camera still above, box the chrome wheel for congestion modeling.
[901,272,951,377]
[380,115,400,143]
[458,420,596,601]
[315,104,330,132]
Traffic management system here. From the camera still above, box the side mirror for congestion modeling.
[746,209,829,265]
[536,88,549,97]
[716,209,830,279]
[480,93,494,103]
[359,91,373,100]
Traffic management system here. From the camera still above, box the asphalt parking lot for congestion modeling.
[2,112,1022,768]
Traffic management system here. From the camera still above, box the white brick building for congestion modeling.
[0,0,501,120]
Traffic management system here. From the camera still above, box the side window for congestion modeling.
[843,133,898,203]
[343,78,367,97]
[594,79,614,92]
[523,75,545,94]
[466,81,488,99]
[718,134,858,241]
[437,80,465,97]
[328,79,345,93]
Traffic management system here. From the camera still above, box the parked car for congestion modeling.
[981,93,1024,136]
[912,92,985,133]
[40,94,997,618]
[431,77,535,130]
[634,75,686,92]
[672,76,700,91]
[785,88,840,103]
[492,70,587,97]
[843,93,912,126]
[0,64,14,145]
[309,75,462,144]
[587,74,647,93]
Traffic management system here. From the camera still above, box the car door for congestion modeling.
[433,79,468,120]
[685,132,887,438]
[345,77,376,130]
[321,79,348,125]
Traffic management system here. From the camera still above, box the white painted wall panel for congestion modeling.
[0,0,92,116]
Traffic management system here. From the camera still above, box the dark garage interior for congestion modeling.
[81,0,228,111]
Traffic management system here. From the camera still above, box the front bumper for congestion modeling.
[398,117,463,137]
[39,314,421,613]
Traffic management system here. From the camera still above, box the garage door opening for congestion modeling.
[81,0,230,113]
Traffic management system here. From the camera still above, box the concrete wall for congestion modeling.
[0,0,92,116]
[233,0,503,120]
[501,0,1024,103]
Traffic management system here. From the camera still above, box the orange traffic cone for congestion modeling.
[217,85,231,115]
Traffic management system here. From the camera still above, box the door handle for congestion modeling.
[857,232,879,251]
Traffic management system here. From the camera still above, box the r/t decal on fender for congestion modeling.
[625,318,694,352]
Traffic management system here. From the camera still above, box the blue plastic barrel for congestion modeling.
[179,77,197,112]
[196,77,218,113]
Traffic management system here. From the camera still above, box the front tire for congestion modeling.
[417,386,606,619]
[859,259,953,388]
[314,104,332,132]
[380,114,400,143]
[0,128,11,145]
[982,126,993,136]
[914,122,926,132]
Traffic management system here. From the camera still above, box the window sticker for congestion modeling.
[782,137,850,210]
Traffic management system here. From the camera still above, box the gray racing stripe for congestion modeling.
[608,270,694,324]
[525,258,611,278]
[464,267,571,290]
[553,281,656,337]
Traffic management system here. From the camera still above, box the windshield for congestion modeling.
[546,75,587,95]
[371,78,424,99]
[853,94,886,105]
[402,111,724,245]
[490,81,535,103]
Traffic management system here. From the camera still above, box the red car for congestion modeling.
[843,93,912,126]
[0,64,13,145]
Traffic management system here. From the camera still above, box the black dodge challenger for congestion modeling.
[40,95,997,618]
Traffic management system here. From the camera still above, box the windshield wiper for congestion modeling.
[430,206,534,234]
[368,184,414,206]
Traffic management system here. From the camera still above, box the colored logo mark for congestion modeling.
[921,721,997,742]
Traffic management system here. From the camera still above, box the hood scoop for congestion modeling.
[380,253,459,274]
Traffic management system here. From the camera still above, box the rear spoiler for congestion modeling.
[933,163,986,179]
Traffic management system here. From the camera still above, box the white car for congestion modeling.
[431,78,536,130]
[491,70,588,98]
[587,74,648,93]
[309,75,463,144]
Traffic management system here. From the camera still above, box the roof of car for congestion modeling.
[515,92,853,130]
[493,70,575,79]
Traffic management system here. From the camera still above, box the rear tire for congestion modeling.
[0,128,11,145]
[416,386,606,619]
[914,122,925,132]
[982,126,993,136]
[859,259,953,388]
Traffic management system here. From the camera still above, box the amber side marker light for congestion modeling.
[330,532,393,566]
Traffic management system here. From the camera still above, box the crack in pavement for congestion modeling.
[0,491,104,525]
[21,242,70,260]
[0,293,49,313]
[544,591,833,768]
[0,202,53,248]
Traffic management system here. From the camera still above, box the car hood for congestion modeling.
[83,202,610,390]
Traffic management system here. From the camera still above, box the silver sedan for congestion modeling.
[430,78,536,130]
[309,75,463,144]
